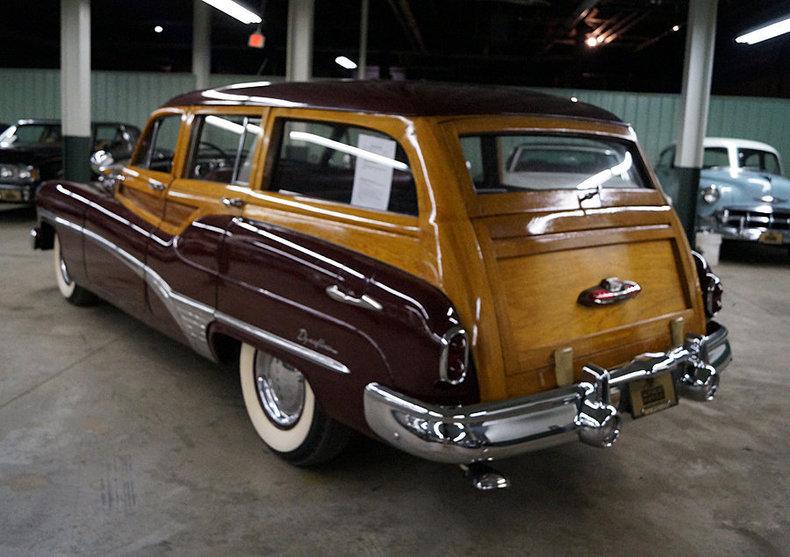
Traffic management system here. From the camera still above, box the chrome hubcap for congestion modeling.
[254,353,305,428]
[59,255,72,285]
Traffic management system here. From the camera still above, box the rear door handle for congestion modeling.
[221,197,246,208]
[325,284,382,312]
[148,179,166,191]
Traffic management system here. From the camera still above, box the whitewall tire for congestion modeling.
[239,343,350,465]
[53,235,96,306]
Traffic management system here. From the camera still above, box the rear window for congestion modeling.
[738,148,782,175]
[460,134,648,193]
[268,119,418,216]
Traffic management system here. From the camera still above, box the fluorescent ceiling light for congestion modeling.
[735,16,790,45]
[201,0,261,24]
[335,56,358,70]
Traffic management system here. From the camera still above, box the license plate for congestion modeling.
[759,230,784,245]
[0,189,22,201]
[629,372,677,418]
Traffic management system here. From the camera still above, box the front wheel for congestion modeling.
[239,343,350,466]
[53,235,97,306]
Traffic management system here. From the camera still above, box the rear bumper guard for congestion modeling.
[364,321,731,464]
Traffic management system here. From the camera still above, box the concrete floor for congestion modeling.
[0,204,788,556]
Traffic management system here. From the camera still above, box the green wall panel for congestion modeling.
[1,68,788,168]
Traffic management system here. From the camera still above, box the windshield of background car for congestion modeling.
[738,148,782,175]
[460,134,648,193]
[0,124,62,147]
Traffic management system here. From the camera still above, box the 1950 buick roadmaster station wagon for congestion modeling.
[32,81,731,489]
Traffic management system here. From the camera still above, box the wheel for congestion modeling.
[53,235,97,306]
[239,343,350,466]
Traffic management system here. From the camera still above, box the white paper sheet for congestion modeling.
[350,134,397,211]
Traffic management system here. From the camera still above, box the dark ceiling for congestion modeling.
[1,0,788,97]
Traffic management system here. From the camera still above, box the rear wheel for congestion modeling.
[53,235,97,306]
[239,343,350,466]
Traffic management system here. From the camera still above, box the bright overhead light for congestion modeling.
[154,25,164,33]
[672,25,680,32]
[585,36,598,47]
[200,0,262,25]
[335,55,358,69]
[735,16,790,45]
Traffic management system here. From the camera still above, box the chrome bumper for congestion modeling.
[364,322,731,464]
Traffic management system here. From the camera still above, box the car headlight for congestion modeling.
[701,184,720,204]
[0,164,38,183]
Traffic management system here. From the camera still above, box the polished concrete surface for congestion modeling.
[1,204,788,556]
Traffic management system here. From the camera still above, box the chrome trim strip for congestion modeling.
[41,211,350,373]
[215,311,350,375]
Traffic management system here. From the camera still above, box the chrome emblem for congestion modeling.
[578,277,641,306]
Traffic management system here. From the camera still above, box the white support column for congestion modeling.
[673,0,718,243]
[358,0,369,80]
[60,0,91,182]
[286,0,314,82]
[192,0,211,90]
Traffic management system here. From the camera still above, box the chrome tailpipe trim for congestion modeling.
[460,463,510,491]
[363,322,731,465]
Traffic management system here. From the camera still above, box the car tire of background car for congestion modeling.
[53,235,97,306]
[239,343,350,466]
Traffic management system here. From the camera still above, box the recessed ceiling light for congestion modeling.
[585,36,598,47]
[672,25,680,32]
[335,56,358,70]
[154,25,164,33]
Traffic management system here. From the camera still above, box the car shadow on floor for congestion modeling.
[719,240,790,266]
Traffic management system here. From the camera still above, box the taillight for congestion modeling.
[439,326,469,385]
[691,250,723,318]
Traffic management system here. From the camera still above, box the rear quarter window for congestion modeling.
[267,119,418,216]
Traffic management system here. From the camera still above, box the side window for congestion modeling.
[702,147,729,169]
[132,115,181,174]
[269,120,418,216]
[187,114,263,185]
[657,147,675,168]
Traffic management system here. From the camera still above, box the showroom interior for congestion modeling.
[1,0,789,554]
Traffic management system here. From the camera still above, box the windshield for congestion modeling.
[0,124,62,147]
[738,148,782,175]
[460,133,648,193]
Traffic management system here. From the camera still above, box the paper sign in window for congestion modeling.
[351,134,398,211]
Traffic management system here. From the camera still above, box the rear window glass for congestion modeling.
[268,120,418,216]
[738,148,782,175]
[460,134,648,193]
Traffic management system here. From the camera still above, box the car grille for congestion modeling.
[718,209,790,231]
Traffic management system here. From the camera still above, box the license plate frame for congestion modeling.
[629,372,678,418]
[758,230,784,245]
[0,189,22,202]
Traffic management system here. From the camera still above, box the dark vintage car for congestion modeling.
[0,119,140,205]
[31,81,730,489]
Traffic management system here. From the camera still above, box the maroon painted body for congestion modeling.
[35,179,478,435]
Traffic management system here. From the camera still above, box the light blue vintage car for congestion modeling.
[656,138,789,247]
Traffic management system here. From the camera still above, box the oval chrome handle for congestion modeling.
[221,197,246,208]
[148,179,165,191]
[325,284,382,312]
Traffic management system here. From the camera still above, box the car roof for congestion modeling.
[163,80,622,123]
[703,137,779,155]
[13,119,137,128]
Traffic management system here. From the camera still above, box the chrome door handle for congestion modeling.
[221,197,246,208]
[325,284,382,312]
[148,179,166,191]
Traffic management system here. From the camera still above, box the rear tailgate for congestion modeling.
[473,205,705,398]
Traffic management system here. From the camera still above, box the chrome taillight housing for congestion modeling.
[439,326,469,385]
[691,250,723,318]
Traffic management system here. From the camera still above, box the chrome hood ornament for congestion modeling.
[578,277,641,306]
